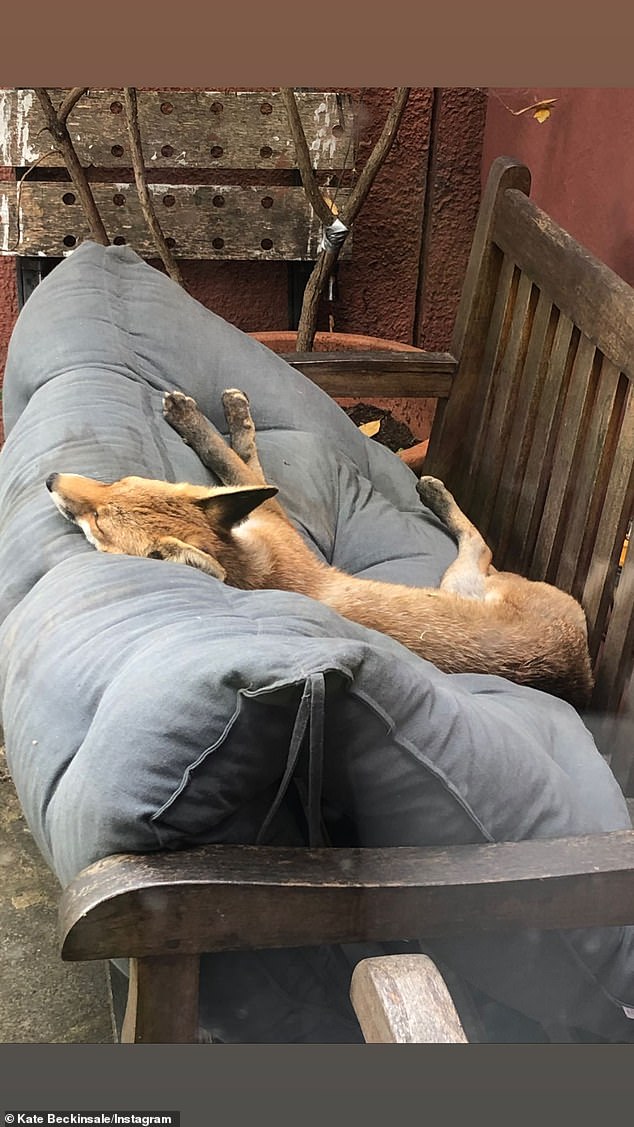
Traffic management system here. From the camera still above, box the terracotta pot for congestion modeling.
[249,331,434,474]
[250,330,417,355]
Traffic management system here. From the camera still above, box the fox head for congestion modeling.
[46,472,278,583]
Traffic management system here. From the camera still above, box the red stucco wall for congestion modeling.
[482,87,634,286]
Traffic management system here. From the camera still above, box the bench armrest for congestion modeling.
[283,350,457,398]
[60,832,634,962]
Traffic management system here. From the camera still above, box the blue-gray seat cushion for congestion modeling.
[2,242,634,1043]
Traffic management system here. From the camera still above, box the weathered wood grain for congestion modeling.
[531,333,599,583]
[555,355,623,598]
[121,955,200,1043]
[487,289,556,565]
[469,269,536,538]
[0,89,355,171]
[494,187,634,385]
[350,954,469,1043]
[515,313,576,575]
[424,157,532,490]
[458,253,517,515]
[582,379,634,662]
[593,514,634,715]
[0,180,351,259]
[281,350,456,398]
[60,834,634,961]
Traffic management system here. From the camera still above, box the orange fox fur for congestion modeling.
[46,389,594,708]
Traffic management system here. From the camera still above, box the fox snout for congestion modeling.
[46,472,93,525]
[46,472,79,523]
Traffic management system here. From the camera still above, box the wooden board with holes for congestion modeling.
[0,89,355,171]
[0,180,352,259]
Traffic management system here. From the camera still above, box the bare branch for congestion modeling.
[8,151,56,252]
[291,88,411,351]
[280,89,335,227]
[33,88,109,246]
[295,249,338,351]
[123,87,186,289]
[58,87,89,124]
[342,88,410,225]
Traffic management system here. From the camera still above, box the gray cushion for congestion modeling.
[2,241,634,1043]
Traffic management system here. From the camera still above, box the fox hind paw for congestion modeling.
[416,475,454,521]
[163,390,206,441]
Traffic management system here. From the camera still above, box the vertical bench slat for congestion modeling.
[515,314,575,575]
[469,271,536,539]
[489,290,557,567]
[555,356,623,596]
[425,159,532,491]
[460,255,519,513]
[582,382,634,661]
[593,532,634,714]
[531,334,599,582]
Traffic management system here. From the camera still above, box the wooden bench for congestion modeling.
[57,156,634,1043]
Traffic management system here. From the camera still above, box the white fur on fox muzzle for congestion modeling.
[46,474,79,525]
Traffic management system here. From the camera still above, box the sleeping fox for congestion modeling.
[46,389,594,708]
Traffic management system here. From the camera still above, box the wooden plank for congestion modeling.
[469,269,536,539]
[531,333,598,582]
[60,834,634,961]
[488,289,556,568]
[350,955,469,1043]
[0,89,355,170]
[425,158,532,488]
[593,522,634,715]
[121,955,200,1043]
[583,384,634,660]
[282,350,457,398]
[458,253,518,515]
[555,356,623,597]
[0,180,352,260]
[494,187,634,385]
[514,314,575,576]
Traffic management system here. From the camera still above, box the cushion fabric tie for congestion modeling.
[257,673,326,847]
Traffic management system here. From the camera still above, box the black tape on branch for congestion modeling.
[319,218,349,253]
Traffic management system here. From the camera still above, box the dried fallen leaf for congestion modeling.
[490,93,557,119]
[359,419,381,437]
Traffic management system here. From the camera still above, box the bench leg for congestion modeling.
[350,954,469,1043]
[121,955,201,1043]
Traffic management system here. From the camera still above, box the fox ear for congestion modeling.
[196,485,278,528]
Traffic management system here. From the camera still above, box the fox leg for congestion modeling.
[221,389,268,481]
[163,389,289,522]
[416,476,494,599]
[163,391,261,489]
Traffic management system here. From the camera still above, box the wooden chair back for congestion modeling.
[426,157,634,792]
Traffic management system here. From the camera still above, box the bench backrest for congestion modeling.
[426,157,634,791]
